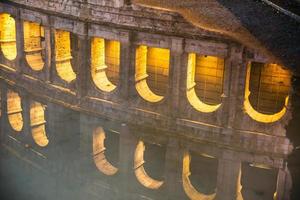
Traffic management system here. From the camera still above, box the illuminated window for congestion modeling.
[147,47,170,96]
[249,63,290,113]
[54,30,76,83]
[23,21,45,71]
[7,90,23,132]
[0,13,17,60]
[91,37,120,92]
[93,127,118,176]
[30,101,48,147]
[244,63,291,123]
[182,150,216,200]
[135,45,170,103]
[134,141,164,189]
[105,40,120,85]
[186,53,224,113]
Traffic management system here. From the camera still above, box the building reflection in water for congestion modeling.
[0,84,293,200]
[0,0,298,199]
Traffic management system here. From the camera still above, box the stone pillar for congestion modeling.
[119,34,134,100]
[177,47,189,113]
[0,83,7,141]
[216,151,241,200]
[49,23,56,83]
[15,14,24,73]
[76,31,89,98]
[169,38,184,119]
[222,45,244,128]
[20,92,31,145]
[163,138,186,199]
[117,123,138,200]
[78,113,96,199]
[275,164,292,200]
[44,25,52,83]
[46,102,82,200]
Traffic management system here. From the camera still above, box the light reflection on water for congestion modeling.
[0,85,299,200]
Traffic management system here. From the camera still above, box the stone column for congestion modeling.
[119,33,134,100]
[15,14,24,73]
[48,21,56,83]
[169,38,184,119]
[43,25,52,83]
[216,150,241,200]
[117,123,138,200]
[0,83,7,141]
[78,113,96,199]
[222,45,244,128]
[20,92,31,145]
[163,138,186,199]
[76,31,89,98]
[275,164,292,200]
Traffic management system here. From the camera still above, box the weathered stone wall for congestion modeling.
[0,1,295,200]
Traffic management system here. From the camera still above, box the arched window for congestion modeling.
[7,90,23,132]
[23,21,45,71]
[135,46,170,103]
[187,53,224,113]
[0,13,17,60]
[182,150,216,200]
[244,62,291,123]
[93,127,118,176]
[30,101,48,147]
[54,30,76,83]
[134,141,164,189]
[239,163,278,200]
[91,37,120,92]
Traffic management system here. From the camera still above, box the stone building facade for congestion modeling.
[0,1,294,200]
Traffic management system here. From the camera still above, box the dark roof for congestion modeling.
[216,0,300,74]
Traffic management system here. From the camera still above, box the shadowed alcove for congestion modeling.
[134,140,165,189]
[182,150,217,200]
[240,163,278,200]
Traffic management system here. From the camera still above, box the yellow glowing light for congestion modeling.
[93,127,118,176]
[105,40,120,86]
[273,192,277,200]
[23,21,44,71]
[91,37,120,92]
[30,101,48,147]
[244,63,289,123]
[134,141,164,189]
[0,13,17,60]
[186,53,222,113]
[135,45,170,103]
[7,90,23,132]
[236,168,244,200]
[182,150,216,200]
[54,30,76,83]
